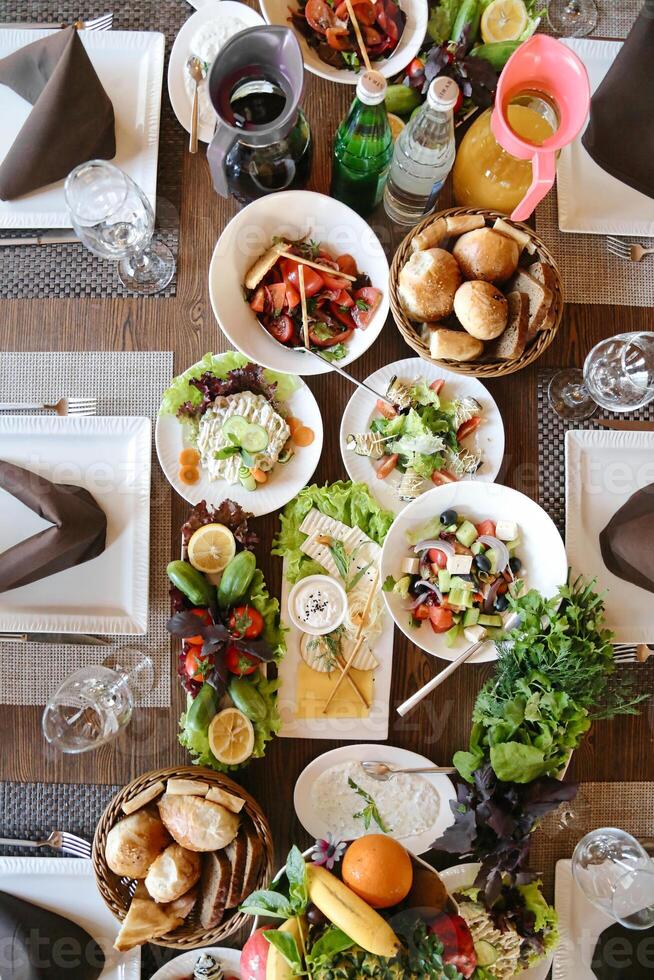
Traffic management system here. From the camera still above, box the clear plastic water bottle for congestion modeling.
[384,76,459,226]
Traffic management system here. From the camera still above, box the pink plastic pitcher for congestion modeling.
[491,34,590,221]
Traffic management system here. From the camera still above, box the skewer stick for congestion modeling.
[344,0,372,72]
[298,264,310,349]
[322,569,379,712]
[276,250,357,282]
[335,654,370,708]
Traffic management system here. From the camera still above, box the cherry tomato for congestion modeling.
[184,646,213,682]
[225,643,260,676]
[352,1,377,24]
[457,416,482,441]
[428,548,448,569]
[351,286,382,328]
[267,314,295,345]
[309,322,353,347]
[429,605,454,633]
[326,27,352,49]
[268,282,286,313]
[432,469,459,486]
[362,25,384,45]
[249,286,268,314]
[376,398,397,419]
[476,519,496,538]
[335,288,354,307]
[228,605,265,640]
[407,57,424,79]
[414,603,431,620]
[376,453,399,479]
[430,378,445,395]
[335,0,349,17]
[281,258,324,297]
[329,302,356,330]
[184,608,213,645]
[305,0,336,33]
[285,283,300,309]
[321,270,351,290]
[336,254,358,277]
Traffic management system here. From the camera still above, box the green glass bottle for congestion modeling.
[331,70,393,216]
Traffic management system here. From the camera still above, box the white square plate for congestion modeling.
[565,429,654,643]
[0,28,164,228]
[553,859,614,980]
[0,415,151,633]
[557,39,654,237]
[0,856,140,978]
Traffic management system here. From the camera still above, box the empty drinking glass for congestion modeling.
[547,0,598,37]
[42,651,154,754]
[548,332,654,421]
[64,160,175,294]
[572,828,654,929]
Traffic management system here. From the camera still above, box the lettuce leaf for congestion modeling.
[272,481,394,584]
[159,351,300,417]
[246,567,285,664]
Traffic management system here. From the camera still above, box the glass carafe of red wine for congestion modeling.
[207,26,312,206]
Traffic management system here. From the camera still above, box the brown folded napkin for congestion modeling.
[0,459,107,594]
[582,7,654,200]
[0,26,115,201]
[599,483,654,595]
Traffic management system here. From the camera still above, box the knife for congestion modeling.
[596,419,654,432]
[0,232,80,246]
[0,632,108,645]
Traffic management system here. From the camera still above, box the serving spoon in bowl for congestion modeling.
[361,761,457,781]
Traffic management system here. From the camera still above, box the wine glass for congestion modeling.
[538,787,592,839]
[42,650,154,754]
[64,160,175,294]
[548,332,654,421]
[571,828,654,928]
[547,0,598,37]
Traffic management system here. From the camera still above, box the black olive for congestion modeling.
[509,556,522,573]
[306,903,326,926]
[474,553,491,573]
[440,509,457,526]
[495,592,509,612]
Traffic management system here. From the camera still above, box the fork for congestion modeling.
[0,397,97,416]
[613,643,653,664]
[4,13,113,30]
[0,831,92,858]
[606,237,654,262]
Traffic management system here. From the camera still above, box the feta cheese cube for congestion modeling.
[495,520,518,541]
[401,557,420,575]
[447,554,473,575]
[464,625,486,643]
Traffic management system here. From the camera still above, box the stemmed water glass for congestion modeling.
[572,828,654,930]
[547,0,598,37]
[548,332,654,421]
[42,650,154,754]
[64,160,176,294]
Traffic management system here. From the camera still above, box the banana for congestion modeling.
[307,865,401,959]
[266,915,305,980]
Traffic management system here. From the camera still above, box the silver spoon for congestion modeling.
[186,56,205,154]
[361,761,457,781]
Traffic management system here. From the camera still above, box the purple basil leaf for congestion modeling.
[231,635,275,663]
[182,499,258,548]
[167,610,214,638]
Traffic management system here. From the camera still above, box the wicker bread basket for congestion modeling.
[92,765,274,950]
[389,207,564,378]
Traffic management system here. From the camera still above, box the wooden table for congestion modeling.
[1,55,652,868]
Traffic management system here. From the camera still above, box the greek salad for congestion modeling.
[290,0,406,73]
[346,374,485,502]
[384,508,524,646]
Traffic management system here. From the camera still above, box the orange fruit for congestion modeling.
[341,835,413,909]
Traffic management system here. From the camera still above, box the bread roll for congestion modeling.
[105,810,170,879]
[158,794,240,852]
[429,328,484,362]
[145,843,202,903]
[454,281,508,340]
[398,248,462,321]
[453,228,519,283]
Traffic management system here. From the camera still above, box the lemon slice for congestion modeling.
[188,523,236,574]
[208,707,255,765]
[387,113,406,141]
[481,0,528,43]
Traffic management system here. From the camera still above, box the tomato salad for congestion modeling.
[290,0,406,72]
[246,238,383,363]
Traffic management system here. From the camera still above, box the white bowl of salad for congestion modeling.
[380,481,567,662]
[340,356,505,514]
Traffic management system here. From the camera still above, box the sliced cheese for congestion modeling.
[295,662,373,719]
[166,778,210,797]
[121,781,165,815]
[447,554,473,575]
[205,786,246,813]
[300,531,341,579]
[341,636,379,671]
[299,509,372,552]
[495,520,519,541]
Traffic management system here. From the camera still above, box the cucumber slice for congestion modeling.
[222,415,250,443]
[240,422,269,454]
[238,466,257,491]
[474,940,499,967]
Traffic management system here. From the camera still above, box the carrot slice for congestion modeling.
[251,468,268,483]
[293,426,315,447]
[179,465,200,485]
[179,447,200,466]
[286,416,302,435]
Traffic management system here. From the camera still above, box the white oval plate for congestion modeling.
[259,0,428,85]
[155,374,323,517]
[293,743,456,855]
[340,357,505,515]
[440,864,553,980]
[168,1,264,143]
[380,481,568,662]
[150,946,242,979]
[209,191,390,375]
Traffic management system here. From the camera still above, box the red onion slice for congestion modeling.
[478,535,510,572]
[413,539,455,558]
[415,580,443,602]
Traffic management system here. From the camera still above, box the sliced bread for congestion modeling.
[239,821,264,905]
[199,849,232,929]
[507,269,552,343]
[486,291,529,360]
[224,826,249,909]
[529,261,558,331]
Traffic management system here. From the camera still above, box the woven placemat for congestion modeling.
[537,368,654,537]
[0,351,173,707]
[541,0,642,38]
[0,0,189,299]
